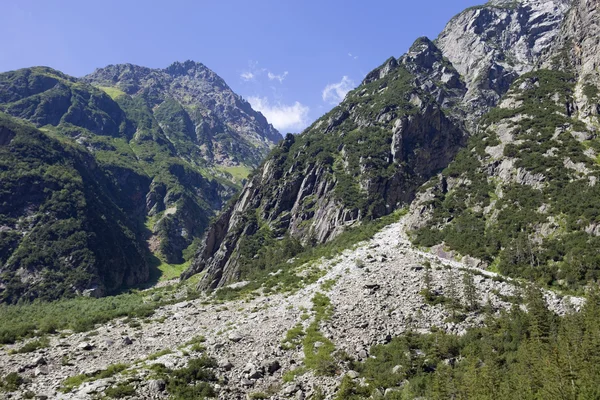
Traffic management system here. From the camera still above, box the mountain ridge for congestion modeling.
[0,61,280,302]
[183,0,573,290]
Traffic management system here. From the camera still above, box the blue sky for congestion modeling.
[0,0,483,133]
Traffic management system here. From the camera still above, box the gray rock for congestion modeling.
[262,359,281,375]
[148,379,166,392]
[32,356,47,366]
[358,349,368,359]
[77,342,93,351]
[121,337,133,346]
[282,383,299,396]
[34,365,48,376]
[347,370,360,379]
[218,359,234,371]
[228,332,243,342]
[240,378,254,387]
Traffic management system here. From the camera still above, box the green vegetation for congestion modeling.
[0,372,25,392]
[97,86,127,100]
[104,382,136,398]
[282,324,305,349]
[149,356,218,400]
[62,363,129,392]
[146,349,173,361]
[336,288,600,399]
[0,284,184,344]
[303,293,337,376]
[413,69,600,291]
[217,165,252,182]
[0,63,271,303]
[9,337,49,354]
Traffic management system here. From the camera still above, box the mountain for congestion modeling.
[409,0,600,291]
[83,61,281,167]
[182,0,572,289]
[4,2,600,399]
[0,62,281,303]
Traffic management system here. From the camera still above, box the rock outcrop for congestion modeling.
[408,0,600,291]
[437,0,571,128]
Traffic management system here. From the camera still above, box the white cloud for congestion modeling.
[240,71,255,81]
[267,71,289,83]
[248,96,309,132]
[322,76,356,104]
[348,52,359,60]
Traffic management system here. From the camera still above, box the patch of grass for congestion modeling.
[282,324,305,349]
[104,382,136,398]
[321,278,338,291]
[0,284,182,344]
[282,367,307,383]
[152,258,192,282]
[249,392,269,399]
[96,86,127,100]
[62,363,129,392]
[303,293,337,376]
[147,349,173,361]
[217,165,252,182]
[0,372,25,392]
[9,337,49,354]
[161,356,218,400]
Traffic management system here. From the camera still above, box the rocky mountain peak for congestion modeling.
[437,0,571,127]
[85,61,281,164]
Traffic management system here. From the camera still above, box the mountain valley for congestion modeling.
[2,0,600,399]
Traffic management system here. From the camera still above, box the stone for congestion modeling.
[347,370,360,379]
[240,378,254,387]
[77,342,93,351]
[218,359,234,371]
[148,379,166,392]
[32,356,47,366]
[228,332,243,342]
[121,337,133,346]
[262,359,281,375]
[34,365,48,376]
[282,383,299,396]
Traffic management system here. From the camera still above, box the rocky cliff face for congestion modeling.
[184,0,576,290]
[437,0,571,128]
[408,0,600,291]
[184,38,471,289]
[0,62,280,302]
[84,61,281,167]
[544,0,600,125]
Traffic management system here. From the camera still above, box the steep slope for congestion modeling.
[183,39,469,289]
[437,0,571,127]
[0,214,583,399]
[0,62,280,302]
[0,114,148,303]
[83,60,281,167]
[409,0,600,291]
[183,0,570,290]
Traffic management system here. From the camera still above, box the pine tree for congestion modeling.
[462,270,478,312]
[445,269,460,319]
